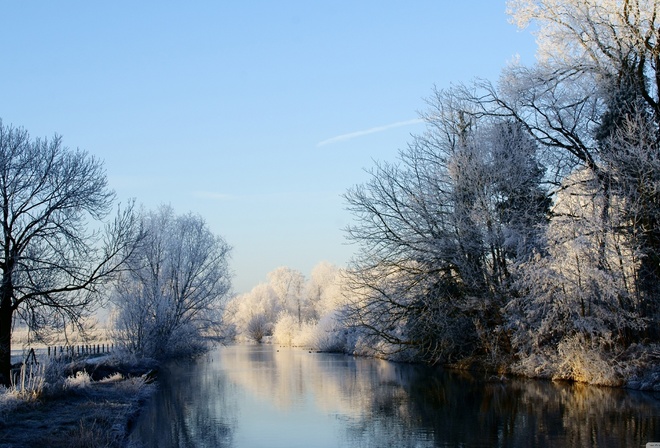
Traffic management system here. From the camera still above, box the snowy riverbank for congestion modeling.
[0,356,157,448]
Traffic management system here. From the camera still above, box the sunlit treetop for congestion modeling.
[507,0,659,75]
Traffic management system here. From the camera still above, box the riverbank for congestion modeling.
[318,339,660,391]
[0,357,157,448]
[444,354,660,392]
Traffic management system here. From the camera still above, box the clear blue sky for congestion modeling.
[0,2,537,294]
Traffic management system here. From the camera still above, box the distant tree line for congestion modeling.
[223,263,345,347]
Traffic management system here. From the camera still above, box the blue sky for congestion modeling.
[0,2,537,293]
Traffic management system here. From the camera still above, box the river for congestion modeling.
[130,344,660,447]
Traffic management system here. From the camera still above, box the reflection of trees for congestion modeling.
[129,357,237,448]
[226,346,660,447]
[132,345,660,447]
[225,344,379,415]
[395,370,660,447]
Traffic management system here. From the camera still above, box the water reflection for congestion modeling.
[130,344,660,447]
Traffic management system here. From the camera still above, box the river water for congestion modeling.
[130,344,660,447]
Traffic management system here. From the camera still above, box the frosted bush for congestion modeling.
[116,375,149,395]
[99,372,124,383]
[292,322,317,348]
[246,313,271,343]
[64,370,92,390]
[225,283,281,342]
[352,334,380,358]
[309,311,350,352]
[511,352,557,379]
[273,313,320,348]
[555,336,623,387]
[273,313,297,346]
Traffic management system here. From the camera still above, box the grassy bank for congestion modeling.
[0,356,156,448]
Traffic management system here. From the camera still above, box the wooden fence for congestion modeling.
[46,343,114,358]
[17,343,115,367]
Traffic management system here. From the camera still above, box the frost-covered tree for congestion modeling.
[332,0,660,382]
[500,0,660,340]
[597,95,660,321]
[225,262,350,347]
[112,205,231,359]
[344,87,549,363]
[508,169,644,356]
[224,282,281,342]
[305,261,344,318]
[489,121,550,262]
[0,121,141,385]
[268,267,305,326]
[508,0,660,112]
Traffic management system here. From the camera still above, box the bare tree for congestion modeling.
[0,120,141,385]
[111,205,232,359]
[343,88,549,363]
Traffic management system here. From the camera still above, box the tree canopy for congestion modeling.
[342,0,660,384]
[0,120,141,385]
[112,205,232,359]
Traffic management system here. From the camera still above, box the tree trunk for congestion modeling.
[638,224,660,339]
[0,289,12,387]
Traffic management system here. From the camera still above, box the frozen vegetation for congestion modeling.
[225,262,353,351]
[2,2,660,444]
[227,0,660,390]
[110,205,232,361]
[0,197,231,442]
[0,355,156,447]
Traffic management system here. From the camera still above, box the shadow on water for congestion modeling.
[130,344,660,448]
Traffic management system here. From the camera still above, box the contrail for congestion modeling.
[317,118,423,147]
[193,191,233,201]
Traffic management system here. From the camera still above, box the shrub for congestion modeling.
[64,371,92,390]
[246,314,270,343]
[273,313,297,346]
[554,335,623,387]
